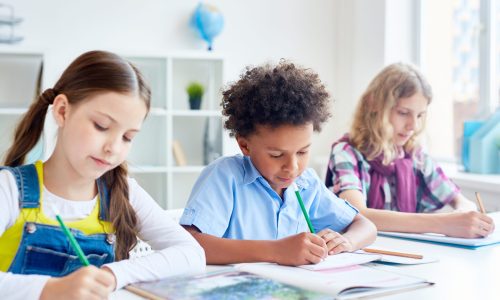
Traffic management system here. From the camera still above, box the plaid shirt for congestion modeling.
[326,141,459,212]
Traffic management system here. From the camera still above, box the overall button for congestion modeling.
[106,234,116,245]
[26,222,37,234]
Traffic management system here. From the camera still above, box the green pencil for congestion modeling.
[292,182,315,234]
[54,213,90,266]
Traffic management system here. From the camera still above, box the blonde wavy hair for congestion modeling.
[349,62,432,165]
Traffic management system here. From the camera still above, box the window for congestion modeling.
[420,0,499,162]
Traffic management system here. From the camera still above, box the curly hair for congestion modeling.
[221,60,331,137]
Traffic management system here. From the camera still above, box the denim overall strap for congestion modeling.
[96,177,111,221]
[0,164,40,208]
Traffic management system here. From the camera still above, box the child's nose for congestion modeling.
[406,115,417,130]
[104,136,121,154]
[284,155,299,172]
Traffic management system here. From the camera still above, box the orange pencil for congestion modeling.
[475,192,486,214]
[363,248,423,259]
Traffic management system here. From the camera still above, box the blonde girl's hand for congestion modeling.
[273,232,328,266]
[40,265,115,300]
[442,211,495,238]
[317,228,354,255]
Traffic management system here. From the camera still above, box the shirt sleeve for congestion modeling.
[179,159,236,237]
[416,151,459,211]
[326,142,365,195]
[306,169,359,233]
[103,178,206,290]
[0,171,51,300]
[0,170,20,236]
[0,272,50,300]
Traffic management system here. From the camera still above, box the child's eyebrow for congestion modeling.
[268,143,312,151]
[95,111,116,123]
[95,111,140,132]
[395,106,427,114]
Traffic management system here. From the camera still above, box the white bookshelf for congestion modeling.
[0,51,44,163]
[126,54,227,209]
[0,50,231,209]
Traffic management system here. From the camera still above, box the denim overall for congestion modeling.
[0,162,115,277]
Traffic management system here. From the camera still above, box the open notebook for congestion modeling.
[127,264,432,300]
[298,251,437,271]
[236,263,432,299]
[379,211,500,248]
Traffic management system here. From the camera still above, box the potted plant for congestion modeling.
[186,81,204,110]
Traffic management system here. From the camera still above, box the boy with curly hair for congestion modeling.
[180,61,376,266]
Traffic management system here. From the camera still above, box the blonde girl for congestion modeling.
[326,62,494,238]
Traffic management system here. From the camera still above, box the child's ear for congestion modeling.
[52,94,70,127]
[236,136,251,156]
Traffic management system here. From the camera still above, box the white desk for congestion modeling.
[113,235,500,299]
[366,236,500,299]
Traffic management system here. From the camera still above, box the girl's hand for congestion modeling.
[40,265,115,300]
[442,211,495,238]
[317,228,354,255]
[273,232,327,266]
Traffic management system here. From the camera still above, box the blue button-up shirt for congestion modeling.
[180,155,358,240]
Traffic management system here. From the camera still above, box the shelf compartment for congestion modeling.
[171,172,200,209]
[128,115,167,166]
[0,53,43,108]
[171,58,223,111]
[126,56,167,110]
[172,116,223,167]
[130,172,168,209]
[0,115,20,162]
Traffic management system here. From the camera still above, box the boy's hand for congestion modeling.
[40,265,115,300]
[273,232,327,266]
[317,228,354,255]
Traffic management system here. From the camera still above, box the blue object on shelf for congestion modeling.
[469,109,500,174]
[190,3,224,51]
[461,121,483,171]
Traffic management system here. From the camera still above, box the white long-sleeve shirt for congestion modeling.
[0,170,205,299]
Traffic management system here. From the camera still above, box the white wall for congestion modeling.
[0,0,337,160]
[1,0,419,175]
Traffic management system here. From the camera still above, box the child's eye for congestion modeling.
[270,153,282,158]
[123,136,132,142]
[398,111,409,116]
[297,151,308,156]
[94,123,107,131]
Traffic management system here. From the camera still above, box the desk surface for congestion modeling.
[112,235,500,299]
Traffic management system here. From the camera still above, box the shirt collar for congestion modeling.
[242,155,310,190]
[242,156,262,185]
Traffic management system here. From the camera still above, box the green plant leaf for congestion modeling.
[186,82,205,99]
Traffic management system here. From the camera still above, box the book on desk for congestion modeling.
[378,211,500,249]
[126,259,433,300]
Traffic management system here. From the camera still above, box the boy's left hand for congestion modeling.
[317,228,353,255]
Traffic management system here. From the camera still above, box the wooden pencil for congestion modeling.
[475,192,486,214]
[363,247,423,259]
[125,285,164,300]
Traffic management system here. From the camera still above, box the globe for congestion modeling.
[190,3,224,51]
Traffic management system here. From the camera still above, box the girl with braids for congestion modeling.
[325,62,495,239]
[0,50,205,300]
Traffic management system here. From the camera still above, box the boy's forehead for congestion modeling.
[251,123,313,147]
